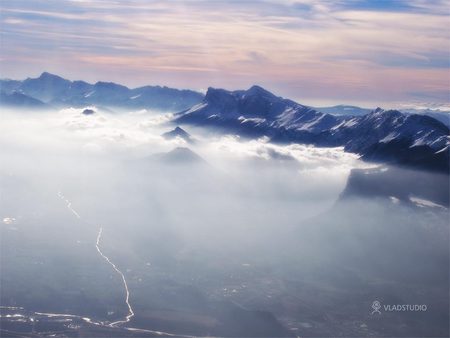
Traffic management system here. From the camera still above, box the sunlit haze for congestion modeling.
[1,0,449,106]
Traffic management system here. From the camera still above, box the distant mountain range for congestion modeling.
[401,109,450,128]
[315,105,450,128]
[0,72,203,111]
[1,73,448,172]
[314,105,372,116]
[176,86,449,173]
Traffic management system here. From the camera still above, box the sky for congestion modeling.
[0,0,449,106]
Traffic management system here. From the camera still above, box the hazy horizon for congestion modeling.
[1,0,449,108]
[3,70,450,111]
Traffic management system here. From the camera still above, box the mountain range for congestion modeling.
[1,73,448,173]
[176,86,449,173]
[315,105,450,129]
[0,72,203,111]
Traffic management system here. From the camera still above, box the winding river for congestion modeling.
[53,191,198,337]
[58,191,134,326]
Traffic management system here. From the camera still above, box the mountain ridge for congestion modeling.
[0,72,204,111]
[176,86,449,173]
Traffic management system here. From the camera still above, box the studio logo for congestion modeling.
[370,300,428,315]
[371,300,382,314]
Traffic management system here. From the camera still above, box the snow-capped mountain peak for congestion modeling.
[178,85,338,134]
[176,86,449,172]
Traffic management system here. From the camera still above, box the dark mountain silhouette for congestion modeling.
[162,126,194,143]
